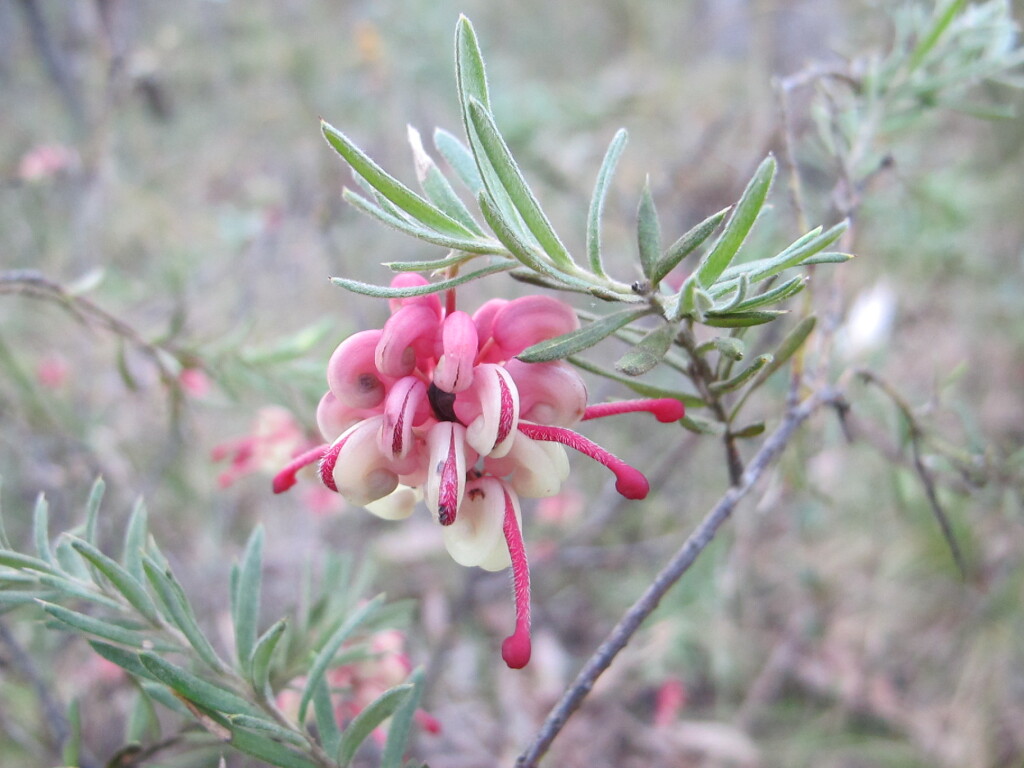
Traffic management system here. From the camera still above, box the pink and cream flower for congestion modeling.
[274,275,683,668]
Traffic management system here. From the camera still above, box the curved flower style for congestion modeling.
[274,275,684,668]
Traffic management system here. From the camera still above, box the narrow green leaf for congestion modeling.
[703,310,784,328]
[62,698,81,768]
[637,177,662,281]
[731,422,766,439]
[455,16,491,114]
[228,726,318,768]
[39,601,150,648]
[434,128,484,196]
[33,494,52,565]
[70,538,161,625]
[312,675,342,757]
[122,498,148,583]
[384,252,479,272]
[234,526,264,671]
[321,121,478,241]
[586,128,628,278]
[799,251,853,266]
[0,589,59,606]
[0,551,61,576]
[342,188,501,255]
[477,193,597,295]
[508,270,633,303]
[139,680,192,717]
[142,557,225,673]
[730,316,817,421]
[249,618,287,695]
[518,307,652,363]
[467,98,575,270]
[710,337,746,361]
[125,688,161,743]
[332,261,515,299]
[614,321,676,376]
[747,315,817,391]
[651,207,730,284]
[908,0,967,73]
[139,652,256,715]
[730,275,806,312]
[709,354,773,394]
[53,538,90,581]
[228,714,307,747]
[298,594,386,723]
[0,478,11,550]
[83,476,105,546]
[408,125,483,235]
[454,20,530,243]
[680,414,726,435]
[697,156,775,288]
[718,220,848,286]
[381,668,426,768]
[337,684,414,768]
[34,573,123,610]
[715,272,750,312]
[88,640,157,681]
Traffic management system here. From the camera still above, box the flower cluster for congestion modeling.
[274,275,683,668]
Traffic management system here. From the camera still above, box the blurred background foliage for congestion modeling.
[0,1,1022,766]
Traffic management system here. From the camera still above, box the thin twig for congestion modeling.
[516,387,840,767]
[856,369,967,578]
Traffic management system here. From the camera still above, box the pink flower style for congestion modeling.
[273,275,683,668]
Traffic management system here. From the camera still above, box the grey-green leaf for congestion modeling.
[337,684,414,768]
[122,497,148,583]
[408,125,483,236]
[709,354,773,394]
[298,594,386,722]
[33,494,52,565]
[342,187,501,254]
[139,652,256,716]
[234,526,263,671]
[636,177,662,281]
[703,310,785,328]
[381,668,426,768]
[331,261,515,299]
[142,557,225,673]
[39,601,150,648]
[467,98,575,270]
[518,307,652,363]
[434,128,485,196]
[83,476,105,547]
[614,321,676,376]
[70,538,161,625]
[696,156,775,288]
[249,618,287,695]
[322,121,478,240]
[652,207,730,285]
[586,129,628,278]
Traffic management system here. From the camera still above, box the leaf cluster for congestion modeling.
[0,478,424,768]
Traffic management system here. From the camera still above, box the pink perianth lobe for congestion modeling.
[582,398,685,423]
[517,422,650,500]
[437,428,460,526]
[496,374,515,445]
[272,444,329,494]
[500,486,532,669]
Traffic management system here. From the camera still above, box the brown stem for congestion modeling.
[516,387,840,767]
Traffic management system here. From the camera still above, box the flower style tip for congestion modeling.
[272,444,329,494]
[517,422,650,500]
[583,397,685,424]
[500,484,532,669]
